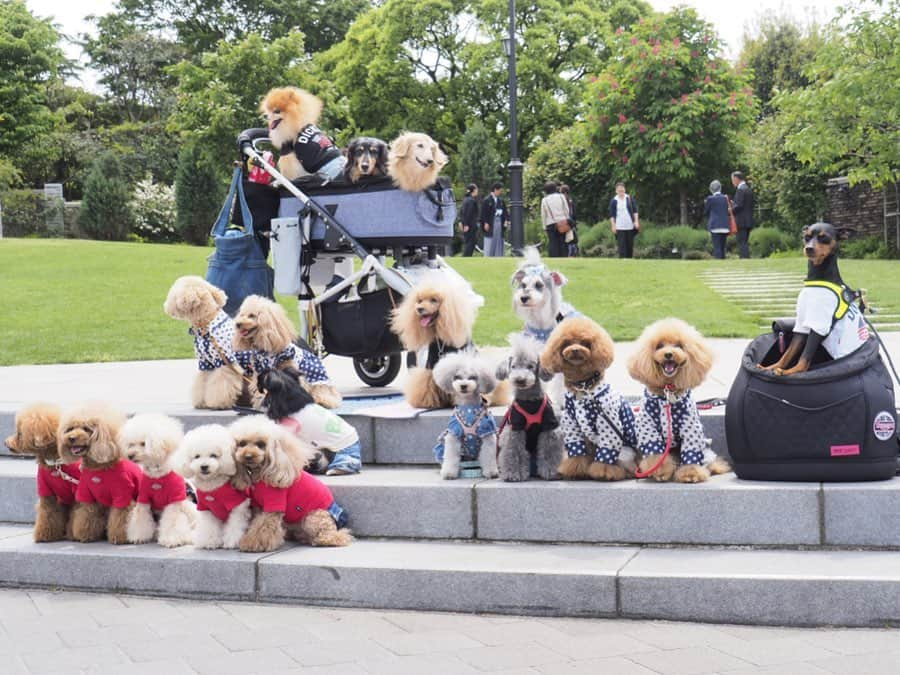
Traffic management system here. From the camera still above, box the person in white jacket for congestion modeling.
[540,181,570,258]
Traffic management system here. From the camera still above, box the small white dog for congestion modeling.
[120,414,195,547]
[431,351,499,480]
[174,424,251,549]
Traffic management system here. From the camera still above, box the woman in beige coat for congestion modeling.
[540,181,570,258]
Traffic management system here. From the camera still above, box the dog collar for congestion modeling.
[570,371,603,393]
[43,459,79,484]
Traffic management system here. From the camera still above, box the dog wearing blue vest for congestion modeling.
[758,222,867,375]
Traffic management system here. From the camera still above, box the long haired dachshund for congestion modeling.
[344,137,388,182]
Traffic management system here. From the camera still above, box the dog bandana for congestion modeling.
[254,343,331,385]
[562,383,637,464]
[36,462,81,505]
[522,306,581,344]
[196,483,250,522]
[634,389,707,465]
[136,471,188,511]
[75,460,143,509]
[250,471,341,525]
[433,403,498,462]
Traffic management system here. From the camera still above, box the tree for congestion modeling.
[775,0,899,188]
[584,8,756,224]
[175,142,224,245]
[0,1,67,164]
[78,152,135,240]
[457,121,501,190]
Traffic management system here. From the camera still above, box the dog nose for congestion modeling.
[459,384,469,392]
[520,294,530,303]
[513,377,527,386]
[361,163,369,171]
[68,434,78,443]
[416,307,427,315]
[664,351,673,359]
[199,464,209,473]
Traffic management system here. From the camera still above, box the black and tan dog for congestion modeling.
[759,222,867,375]
[344,137,388,183]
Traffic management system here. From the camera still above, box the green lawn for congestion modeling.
[1,238,897,365]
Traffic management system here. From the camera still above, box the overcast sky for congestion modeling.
[28,0,844,89]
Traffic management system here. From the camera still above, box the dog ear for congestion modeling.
[391,134,411,159]
[389,293,431,350]
[172,442,194,478]
[626,337,657,385]
[432,142,448,169]
[376,142,389,170]
[511,269,526,287]
[435,289,476,347]
[495,357,511,382]
[209,285,227,310]
[540,328,566,374]
[477,362,497,394]
[29,409,59,450]
[678,327,715,391]
[257,299,298,352]
[538,366,555,382]
[261,435,298,488]
[590,327,615,373]
[90,420,121,465]
[550,271,568,287]
[431,354,459,393]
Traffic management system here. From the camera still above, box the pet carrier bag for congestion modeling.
[206,167,274,315]
[319,283,404,358]
[725,332,897,482]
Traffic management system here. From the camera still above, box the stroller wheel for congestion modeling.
[353,353,402,387]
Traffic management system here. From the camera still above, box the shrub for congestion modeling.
[78,153,135,240]
[131,176,178,243]
[841,235,899,260]
[749,227,796,258]
[175,143,225,245]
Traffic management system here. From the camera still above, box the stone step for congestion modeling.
[0,408,728,464]
[3,461,898,548]
[0,524,896,626]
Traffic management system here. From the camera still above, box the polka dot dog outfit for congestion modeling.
[253,343,332,386]
[189,310,255,372]
[562,381,637,464]
[635,389,707,465]
[433,403,498,462]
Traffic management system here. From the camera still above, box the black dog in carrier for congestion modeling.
[726,330,897,482]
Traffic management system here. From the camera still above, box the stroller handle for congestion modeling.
[237,128,272,156]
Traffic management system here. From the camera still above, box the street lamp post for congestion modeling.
[502,0,524,255]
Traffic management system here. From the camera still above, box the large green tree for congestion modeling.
[585,7,756,223]
[775,0,899,188]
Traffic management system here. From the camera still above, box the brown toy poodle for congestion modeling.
[627,318,731,483]
[540,317,637,481]
[5,402,79,542]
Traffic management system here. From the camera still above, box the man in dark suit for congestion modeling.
[731,171,755,259]
[480,182,508,257]
[459,184,479,256]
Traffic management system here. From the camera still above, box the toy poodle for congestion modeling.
[230,415,351,552]
[120,414,195,547]
[58,402,141,543]
[495,334,564,481]
[432,351,500,480]
[261,86,346,183]
[259,368,362,475]
[5,402,79,542]
[390,272,480,408]
[163,275,257,409]
[387,132,448,192]
[174,424,251,549]
[540,317,638,481]
[234,295,342,409]
[627,318,731,483]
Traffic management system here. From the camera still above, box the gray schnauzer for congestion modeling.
[495,334,564,481]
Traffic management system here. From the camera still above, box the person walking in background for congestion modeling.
[731,171,755,259]
[609,181,640,258]
[480,182,508,257]
[540,181,569,258]
[559,184,578,257]
[459,183,479,257]
[704,180,730,260]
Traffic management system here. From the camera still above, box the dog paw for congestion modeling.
[440,468,460,480]
[707,457,732,475]
[588,462,626,481]
[639,454,677,481]
[674,464,711,483]
[558,455,592,480]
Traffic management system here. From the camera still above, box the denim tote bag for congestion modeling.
[205,168,275,315]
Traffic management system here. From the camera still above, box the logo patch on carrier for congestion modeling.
[830,444,860,457]
[873,411,896,441]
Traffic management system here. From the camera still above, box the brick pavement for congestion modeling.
[2,589,899,674]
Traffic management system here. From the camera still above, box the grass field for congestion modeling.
[1,238,897,365]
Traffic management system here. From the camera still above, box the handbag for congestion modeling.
[556,219,572,234]
[206,167,275,316]
[726,196,739,235]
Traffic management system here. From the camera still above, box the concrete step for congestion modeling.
[3,461,898,548]
[0,524,897,626]
[0,407,728,464]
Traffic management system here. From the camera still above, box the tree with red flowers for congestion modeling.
[586,8,755,224]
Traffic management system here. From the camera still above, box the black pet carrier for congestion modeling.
[726,333,897,482]
[319,284,403,358]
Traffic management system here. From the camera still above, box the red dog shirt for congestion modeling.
[75,460,142,509]
[137,471,187,511]
[37,462,81,505]
[196,483,250,522]
[250,471,334,524]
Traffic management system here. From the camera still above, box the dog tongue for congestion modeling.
[420,316,433,327]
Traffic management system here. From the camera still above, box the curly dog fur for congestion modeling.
[5,402,75,542]
[233,295,342,409]
[58,403,135,543]
[627,318,731,483]
[387,132,448,192]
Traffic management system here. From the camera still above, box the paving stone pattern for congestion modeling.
[2,588,899,674]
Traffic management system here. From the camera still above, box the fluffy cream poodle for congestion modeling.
[229,415,351,552]
[627,318,731,483]
[120,414,195,547]
[58,403,140,543]
[387,132,448,192]
[174,424,251,550]
[233,295,342,409]
[163,276,256,410]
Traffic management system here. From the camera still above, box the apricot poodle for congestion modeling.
[627,318,731,483]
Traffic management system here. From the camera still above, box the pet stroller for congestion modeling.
[237,129,476,387]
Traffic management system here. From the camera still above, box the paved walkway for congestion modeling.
[4,588,900,675]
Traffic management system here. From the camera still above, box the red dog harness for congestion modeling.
[496,396,552,456]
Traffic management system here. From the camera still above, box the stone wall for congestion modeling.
[825,178,884,238]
